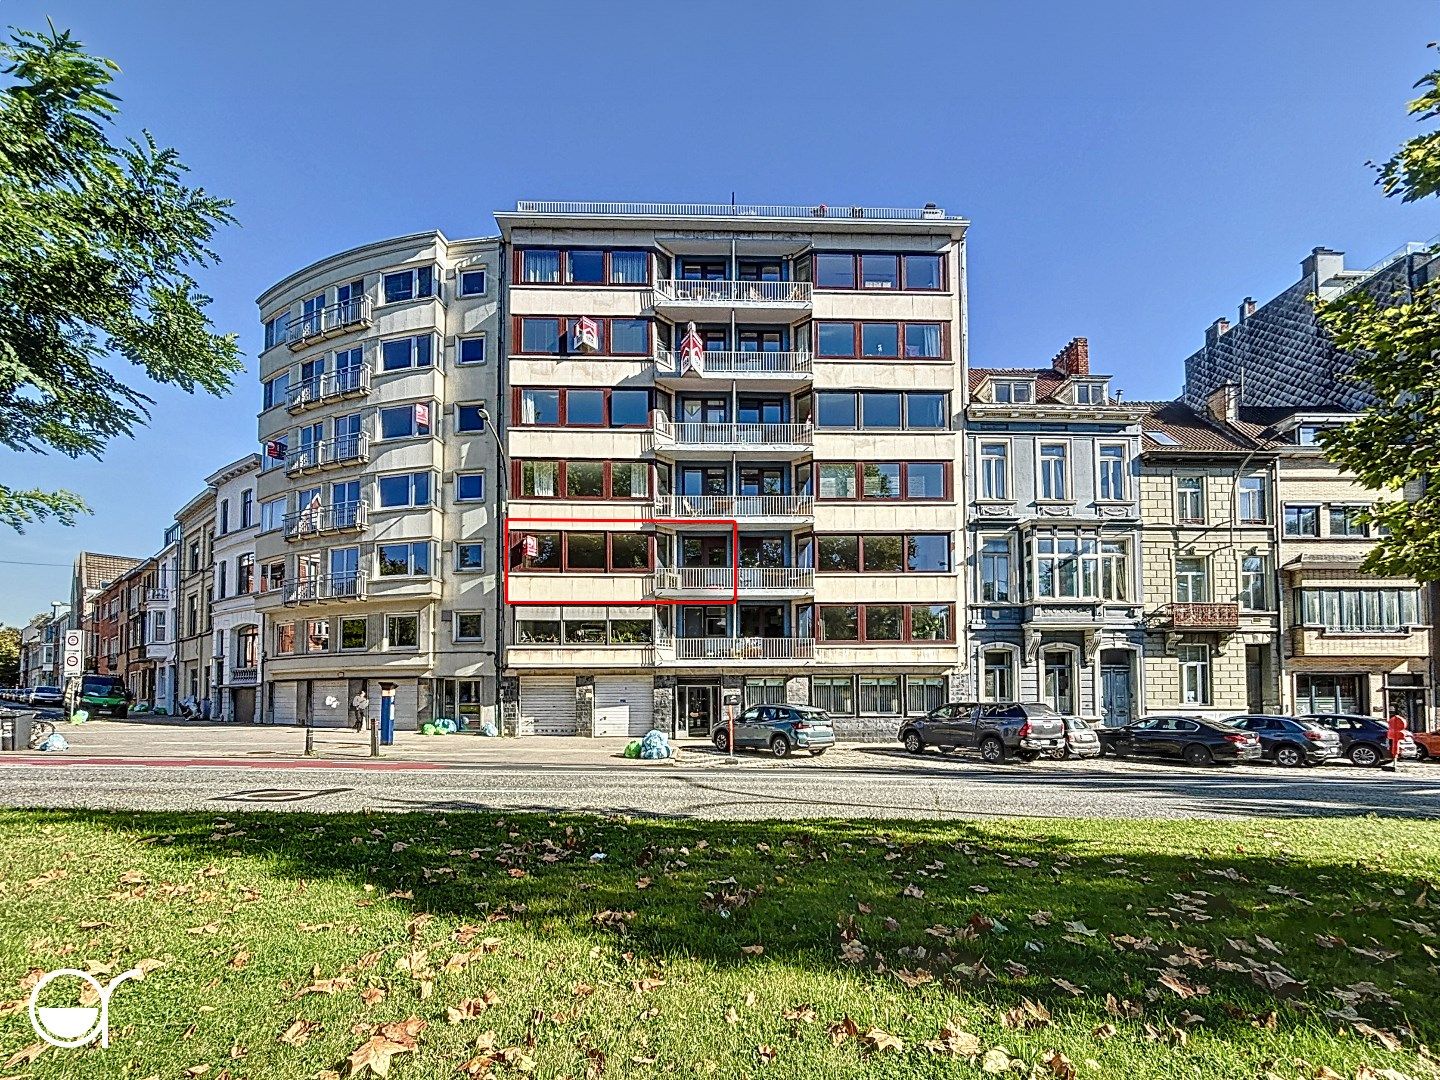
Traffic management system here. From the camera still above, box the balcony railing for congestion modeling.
[514,200,957,222]
[284,500,368,541]
[652,417,813,450]
[657,634,816,661]
[654,348,812,379]
[229,666,258,685]
[654,567,815,594]
[286,296,372,349]
[285,365,372,412]
[285,433,368,474]
[282,573,365,605]
[653,494,813,519]
[145,587,170,603]
[1170,602,1241,630]
[653,279,812,307]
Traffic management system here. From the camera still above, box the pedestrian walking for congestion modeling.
[1384,710,1408,772]
[351,690,369,733]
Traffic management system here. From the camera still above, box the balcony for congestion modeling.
[285,365,372,413]
[145,641,170,660]
[653,567,815,598]
[652,279,812,321]
[652,417,813,454]
[286,296,372,350]
[282,573,365,606]
[1169,602,1241,630]
[655,633,815,665]
[229,666,258,685]
[654,348,812,383]
[284,500,368,542]
[145,587,170,603]
[653,493,813,521]
[1290,624,1431,659]
[285,433,368,475]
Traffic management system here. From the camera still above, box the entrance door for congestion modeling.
[1101,663,1132,727]
[680,684,717,736]
[1043,650,1075,715]
[1245,645,1266,715]
[1387,688,1426,726]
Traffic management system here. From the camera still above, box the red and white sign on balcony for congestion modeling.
[679,322,705,373]
[523,534,539,559]
[265,439,286,459]
[414,402,430,430]
[572,316,601,353]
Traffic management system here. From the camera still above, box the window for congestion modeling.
[817,535,859,572]
[1297,424,1332,446]
[261,560,284,594]
[570,249,604,283]
[456,404,487,433]
[263,371,290,410]
[860,392,902,428]
[1097,445,1127,500]
[612,462,648,498]
[819,606,858,641]
[858,676,901,715]
[1176,476,1205,523]
[1238,476,1268,523]
[907,676,946,715]
[817,464,856,500]
[743,677,787,708]
[1178,645,1211,706]
[1329,505,1368,537]
[816,392,857,429]
[518,249,650,286]
[812,253,943,291]
[386,614,419,649]
[815,253,856,289]
[519,388,560,424]
[815,535,950,573]
[979,536,1012,602]
[237,553,254,595]
[454,612,485,642]
[514,387,650,427]
[240,489,253,529]
[979,442,1009,500]
[377,471,432,509]
[566,461,605,498]
[1239,555,1267,611]
[340,617,367,650]
[903,254,943,290]
[305,619,329,654]
[275,622,295,654]
[519,249,561,284]
[260,497,285,533]
[456,543,485,572]
[380,403,432,440]
[378,542,431,577]
[520,460,558,497]
[1284,504,1320,537]
[812,676,854,715]
[458,269,487,297]
[520,318,562,354]
[862,463,901,499]
[991,380,1033,404]
[264,312,290,350]
[216,561,227,599]
[380,334,433,371]
[1174,556,1208,603]
[218,499,230,535]
[1099,541,1128,601]
[456,472,485,502]
[458,336,486,365]
[609,319,649,356]
[983,649,1015,702]
[1033,533,1101,599]
[382,266,434,304]
[509,532,650,572]
[909,604,953,640]
[1039,444,1069,500]
[610,389,649,426]
[1300,588,1418,632]
[814,321,945,359]
[1073,382,1107,405]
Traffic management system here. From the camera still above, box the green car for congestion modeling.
[71,674,132,718]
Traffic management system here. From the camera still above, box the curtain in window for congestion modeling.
[619,462,647,497]
[906,677,945,715]
[610,251,648,284]
[858,676,901,715]
[522,250,560,283]
[813,677,854,715]
[525,462,555,498]
[905,323,942,358]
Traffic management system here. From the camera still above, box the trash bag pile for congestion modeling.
[477,721,499,737]
[38,733,69,752]
[420,718,460,735]
[69,709,89,724]
[639,729,671,760]
[623,740,642,758]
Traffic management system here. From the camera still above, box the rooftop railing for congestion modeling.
[514,200,957,221]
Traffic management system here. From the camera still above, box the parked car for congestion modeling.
[1099,715,1262,766]
[67,674,132,718]
[1411,728,1440,762]
[28,686,63,708]
[712,703,836,758]
[1057,715,1102,759]
[1300,713,1418,766]
[898,702,1065,764]
[1223,714,1340,766]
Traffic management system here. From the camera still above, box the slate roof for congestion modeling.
[967,367,1069,404]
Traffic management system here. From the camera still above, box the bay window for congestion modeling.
[1299,588,1418,632]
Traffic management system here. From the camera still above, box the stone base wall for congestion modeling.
[831,716,902,742]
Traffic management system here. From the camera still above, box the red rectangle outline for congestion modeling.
[503,515,739,606]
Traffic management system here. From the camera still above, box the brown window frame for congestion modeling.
[816,461,951,502]
[511,387,652,429]
[816,602,956,643]
[813,319,948,360]
[512,315,653,358]
[509,531,654,573]
[511,459,652,500]
[815,533,953,574]
[512,248,653,287]
[812,252,947,293]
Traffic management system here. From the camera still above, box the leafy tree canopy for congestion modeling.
[0,23,241,531]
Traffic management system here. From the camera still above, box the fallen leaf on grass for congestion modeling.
[923,1024,981,1057]
[827,1016,859,1045]
[228,951,250,971]
[447,992,501,1023]
[277,1019,319,1047]
[782,1004,816,1024]
[1157,970,1208,999]
[724,1007,740,1025]
[298,977,354,998]
[1051,977,1084,996]
[901,883,925,899]
[345,1035,414,1077]
[740,944,764,956]
[860,1028,904,1053]
[755,1045,777,1066]
[1043,1049,1078,1079]
[183,1065,209,1077]
[1000,999,1051,1029]
[981,1047,1013,1073]
[3,1043,44,1069]
[1353,1023,1403,1052]
[1092,1023,1117,1040]
[359,987,386,1007]
[500,1046,535,1073]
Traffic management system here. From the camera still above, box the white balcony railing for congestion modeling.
[652,417,813,449]
[282,573,365,605]
[656,634,816,661]
[287,296,372,348]
[514,200,957,222]
[230,666,258,685]
[145,587,170,603]
[654,567,815,593]
[653,279,812,307]
[285,365,371,411]
[283,500,368,541]
[653,494,813,519]
[285,433,368,474]
[654,348,812,378]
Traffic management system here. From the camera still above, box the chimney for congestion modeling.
[1301,246,1345,286]
[1205,382,1241,426]
[1050,336,1089,377]
[1238,296,1256,323]
[1205,317,1230,346]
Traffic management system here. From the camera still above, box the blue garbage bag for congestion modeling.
[639,729,671,760]
[39,733,69,752]
[478,722,499,737]
[436,718,458,734]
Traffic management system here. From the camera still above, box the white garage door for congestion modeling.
[312,680,350,727]
[520,676,577,735]
[269,681,298,726]
[594,676,653,737]
[390,680,419,732]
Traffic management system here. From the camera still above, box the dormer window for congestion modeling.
[1297,424,1333,446]
[1072,382,1107,405]
[992,380,1033,404]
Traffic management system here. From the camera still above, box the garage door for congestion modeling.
[390,680,419,732]
[594,676,653,737]
[312,680,350,727]
[520,676,577,735]
[269,681,298,726]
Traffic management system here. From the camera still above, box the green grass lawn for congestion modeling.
[0,810,1437,1079]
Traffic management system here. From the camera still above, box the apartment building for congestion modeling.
[495,200,968,739]
[965,340,1148,725]
[146,528,180,713]
[69,551,141,674]
[207,455,261,722]
[116,556,159,704]
[1138,396,1281,720]
[18,608,66,689]
[254,232,501,730]
[175,490,215,711]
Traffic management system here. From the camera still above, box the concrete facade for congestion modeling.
[208,455,262,722]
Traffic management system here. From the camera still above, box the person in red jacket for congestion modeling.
[1385,711,1409,771]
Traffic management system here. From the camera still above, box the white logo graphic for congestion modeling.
[28,967,142,1048]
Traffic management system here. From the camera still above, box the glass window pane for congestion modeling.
[521,460,558,497]
[862,535,904,572]
[609,389,650,426]
[609,250,649,284]
[459,270,486,296]
[521,249,560,283]
[862,463,902,498]
[819,464,856,499]
[815,253,856,288]
[566,389,604,425]
[906,393,947,429]
[860,323,900,356]
[816,322,855,357]
[611,462,647,498]
[820,606,859,641]
[910,605,952,640]
[817,535,860,572]
[907,534,950,572]
[566,461,605,498]
[903,254,942,290]
[860,392,902,428]
[521,318,561,354]
[609,318,649,355]
[457,473,484,501]
[907,463,945,498]
[904,323,942,358]
[457,405,484,432]
[457,544,484,570]
[566,532,605,569]
[610,533,649,569]
[860,254,899,289]
[567,250,605,284]
[381,338,412,370]
[865,605,903,639]
[521,389,560,425]
[611,618,653,643]
[817,392,857,429]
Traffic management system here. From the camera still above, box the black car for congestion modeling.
[1099,715,1262,766]
[1301,713,1418,766]
[1224,714,1340,766]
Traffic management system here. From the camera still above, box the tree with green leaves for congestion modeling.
[1317,47,1440,580]
[0,23,240,531]
[0,624,19,687]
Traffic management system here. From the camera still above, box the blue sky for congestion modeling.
[1,1,1437,625]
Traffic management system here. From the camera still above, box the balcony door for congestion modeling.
[739,537,786,568]
[740,466,786,496]
[332,481,361,528]
[738,396,786,424]
[678,259,726,281]
[680,398,727,424]
[739,604,785,639]
[329,547,359,593]
[681,536,730,569]
[738,327,785,352]
[1043,649,1076,715]
[680,466,729,496]
[681,605,729,639]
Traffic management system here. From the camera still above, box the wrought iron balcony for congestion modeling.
[1169,602,1241,630]
[285,364,372,412]
[286,296,372,349]
[285,433,368,474]
[655,634,815,663]
[283,500,368,541]
[654,348,812,380]
[651,417,813,452]
[282,573,365,605]
[652,494,813,520]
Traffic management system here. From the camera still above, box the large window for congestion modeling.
[1329,505,1368,537]
[983,649,1015,701]
[509,531,652,572]
[514,609,653,646]
[907,677,944,715]
[1032,532,1101,599]
[1038,444,1068,501]
[515,460,649,499]
[814,321,945,359]
[515,315,652,356]
[1284,504,1319,537]
[259,497,285,534]
[1097,445,1127,501]
[378,542,431,577]
[377,471,432,509]
[979,442,1009,500]
[858,676,902,716]
[1239,555,1268,611]
[979,536,1012,602]
[1299,588,1418,632]
[382,266,434,304]
[1295,673,1364,714]
[1174,556,1208,603]
[816,462,947,500]
[379,403,432,440]
[813,253,943,291]
[386,614,419,649]
[1176,476,1205,524]
[816,604,954,643]
[816,534,951,573]
[380,334,433,371]
[514,387,650,427]
[1178,644,1211,705]
[1099,540,1129,601]
[812,676,855,715]
[1238,475,1268,523]
[814,391,948,431]
[516,248,650,286]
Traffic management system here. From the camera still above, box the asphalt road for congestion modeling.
[2,751,1438,821]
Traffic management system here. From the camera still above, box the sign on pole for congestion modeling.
[62,630,83,680]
